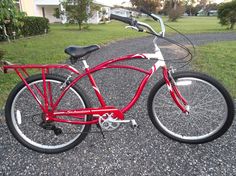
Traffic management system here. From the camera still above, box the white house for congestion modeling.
[18,0,64,23]
[111,8,139,18]
[87,2,112,24]
[111,8,131,18]
[18,0,112,24]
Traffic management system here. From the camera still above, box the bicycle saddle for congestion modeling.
[64,45,100,59]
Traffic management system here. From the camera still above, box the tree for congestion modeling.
[193,4,203,16]
[53,8,60,19]
[199,0,207,8]
[64,0,91,30]
[205,3,218,16]
[184,0,195,16]
[218,0,236,30]
[205,3,218,12]
[130,0,162,13]
[100,7,107,23]
[163,0,185,21]
[0,0,25,42]
[0,0,19,41]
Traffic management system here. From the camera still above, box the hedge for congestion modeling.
[0,16,49,41]
[21,16,49,36]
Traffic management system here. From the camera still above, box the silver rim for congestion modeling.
[152,77,228,141]
[11,79,86,150]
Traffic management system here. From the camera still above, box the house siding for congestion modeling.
[20,0,35,16]
[19,0,110,24]
[36,5,61,23]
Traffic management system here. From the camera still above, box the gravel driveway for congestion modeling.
[0,32,236,176]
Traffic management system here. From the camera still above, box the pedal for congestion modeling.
[130,119,138,129]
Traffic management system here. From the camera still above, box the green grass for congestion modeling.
[164,16,235,33]
[0,16,235,107]
[193,41,236,98]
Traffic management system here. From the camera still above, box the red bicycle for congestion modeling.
[1,9,235,153]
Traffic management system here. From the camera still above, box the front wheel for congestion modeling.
[148,71,235,144]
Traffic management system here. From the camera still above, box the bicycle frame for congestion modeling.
[2,50,188,125]
[0,10,190,126]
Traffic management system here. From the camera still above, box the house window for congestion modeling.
[42,7,45,18]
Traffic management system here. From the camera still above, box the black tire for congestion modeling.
[148,71,234,144]
[5,74,92,153]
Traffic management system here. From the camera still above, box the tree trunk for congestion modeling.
[173,0,178,10]
[230,22,235,30]
[78,22,82,30]
[3,25,10,42]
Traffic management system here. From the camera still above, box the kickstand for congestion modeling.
[130,119,139,136]
[96,124,105,139]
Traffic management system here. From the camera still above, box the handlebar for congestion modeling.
[110,9,165,37]
[110,14,134,26]
[140,8,152,16]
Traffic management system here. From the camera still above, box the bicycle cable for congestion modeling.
[164,23,196,69]
[145,22,196,69]
[164,22,196,56]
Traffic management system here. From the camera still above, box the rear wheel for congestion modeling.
[148,71,234,144]
[5,74,92,153]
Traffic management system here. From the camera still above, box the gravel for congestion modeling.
[0,32,236,176]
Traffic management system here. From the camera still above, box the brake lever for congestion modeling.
[125,26,139,31]
[125,25,144,32]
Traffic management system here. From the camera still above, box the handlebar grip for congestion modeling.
[140,8,159,22]
[110,14,133,25]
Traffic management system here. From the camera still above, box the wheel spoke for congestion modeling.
[7,75,90,153]
[149,72,232,143]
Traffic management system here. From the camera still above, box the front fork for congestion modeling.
[162,67,189,114]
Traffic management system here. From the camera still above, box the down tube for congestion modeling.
[121,74,151,113]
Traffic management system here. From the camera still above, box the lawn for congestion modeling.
[143,16,235,33]
[193,41,236,98]
[0,16,235,107]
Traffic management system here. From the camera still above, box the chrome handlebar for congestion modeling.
[110,9,166,37]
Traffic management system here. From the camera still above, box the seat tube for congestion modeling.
[82,60,106,107]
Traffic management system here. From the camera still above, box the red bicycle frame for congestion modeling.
[2,53,188,125]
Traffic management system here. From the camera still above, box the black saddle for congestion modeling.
[64,45,100,59]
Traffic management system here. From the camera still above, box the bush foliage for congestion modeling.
[0,16,49,41]
[218,0,236,29]
[0,0,25,41]
[161,0,185,21]
[21,16,49,36]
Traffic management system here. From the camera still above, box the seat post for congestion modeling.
[82,59,107,107]
[82,60,89,69]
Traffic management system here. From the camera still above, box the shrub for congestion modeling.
[185,4,203,16]
[20,16,49,36]
[218,0,236,29]
[168,3,185,21]
[162,0,185,21]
